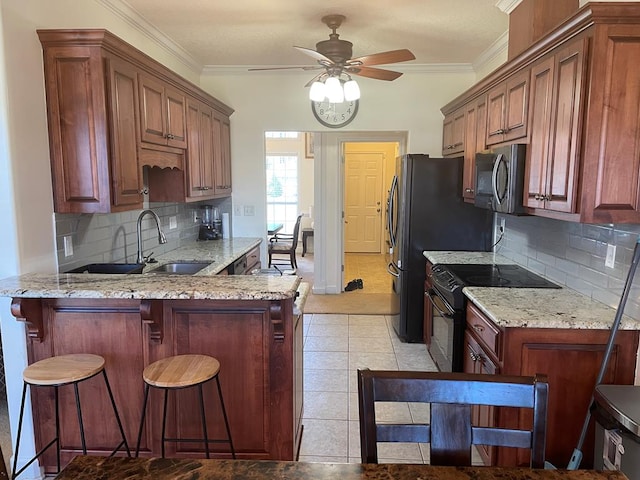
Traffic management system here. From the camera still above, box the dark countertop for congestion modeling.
[54,457,628,480]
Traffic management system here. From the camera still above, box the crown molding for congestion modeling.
[495,0,523,14]
[202,63,475,76]
[94,0,203,74]
[472,30,509,71]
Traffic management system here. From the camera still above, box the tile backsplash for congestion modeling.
[56,198,231,272]
[495,213,640,321]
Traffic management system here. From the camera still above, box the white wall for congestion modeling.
[200,69,477,290]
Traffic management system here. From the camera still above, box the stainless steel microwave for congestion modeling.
[474,144,527,214]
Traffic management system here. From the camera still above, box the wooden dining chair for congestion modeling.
[268,214,303,269]
[357,369,548,467]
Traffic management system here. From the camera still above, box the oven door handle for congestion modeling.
[425,289,455,318]
[387,261,400,278]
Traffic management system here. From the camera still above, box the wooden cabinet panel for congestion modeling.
[525,38,586,213]
[245,246,260,274]
[581,24,640,223]
[185,98,216,200]
[462,96,487,200]
[107,55,144,209]
[139,74,187,149]
[442,108,465,156]
[486,69,529,146]
[38,39,143,213]
[214,114,232,196]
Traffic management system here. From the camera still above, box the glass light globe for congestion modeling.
[309,81,326,102]
[325,76,344,103]
[344,79,360,101]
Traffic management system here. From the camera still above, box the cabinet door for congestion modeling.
[139,74,167,145]
[462,96,487,200]
[185,99,215,199]
[503,69,529,142]
[165,85,187,149]
[106,55,143,210]
[544,38,586,213]
[486,70,529,146]
[442,108,465,155]
[525,56,555,209]
[214,113,232,196]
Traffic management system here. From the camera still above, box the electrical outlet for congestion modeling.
[63,236,73,257]
[234,205,243,216]
[169,216,177,229]
[500,218,506,233]
[244,205,255,216]
[605,244,616,268]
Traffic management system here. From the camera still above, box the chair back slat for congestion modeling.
[358,369,548,468]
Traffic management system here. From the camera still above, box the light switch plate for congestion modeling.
[244,205,255,216]
[169,216,177,229]
[605,244,616,268]
[63,236,73,257]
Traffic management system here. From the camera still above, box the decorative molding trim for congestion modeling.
[202,63,475,76]
[94,0,203,74]
[11,298,44,341]
[472,30,509,72]
[496,0,523,14]
[270,303,285,343]
[140,299,163,343]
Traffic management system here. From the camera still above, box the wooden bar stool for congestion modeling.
[12,353,130,478]
[135,354,235,459]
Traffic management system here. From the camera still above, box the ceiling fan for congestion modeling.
[250,14,415,86]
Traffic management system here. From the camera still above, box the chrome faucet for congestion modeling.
[136,209,167,264]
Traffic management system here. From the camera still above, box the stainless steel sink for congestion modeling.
[148,262,211,275]
[66,263,145,274]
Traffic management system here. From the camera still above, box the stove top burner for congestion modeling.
[430,263,560,310]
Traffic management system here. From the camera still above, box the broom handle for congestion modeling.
[569,237,640,469]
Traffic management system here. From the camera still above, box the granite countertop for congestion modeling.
[423,251,515,265]
[54,456,628,480]
[0,238,302,301]
[423,250,640,331]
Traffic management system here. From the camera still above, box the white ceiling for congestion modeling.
[118,0,510,70]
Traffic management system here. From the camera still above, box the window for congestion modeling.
[265,132,299,139]
[266,155,298,232]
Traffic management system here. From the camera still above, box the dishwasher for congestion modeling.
[593,384,640,479]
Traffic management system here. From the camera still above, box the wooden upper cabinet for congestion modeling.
[525,38,586,214]
[139,74,187,149]
[486,69,529,146]
[580,23,640,223]
[38,33,143,213]
[213,113,232,196]
[462,95,488,201]
[185,98,215,200]
[441,107,465,156]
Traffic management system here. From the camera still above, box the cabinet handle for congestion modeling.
[139,188,149,195]
[453,142,463,147]
[492,129,505,135]
[472,324,484,333]
[465,188,473,193]
[165,133,175,140]
[534,194,541,201]
[469,350,479,362]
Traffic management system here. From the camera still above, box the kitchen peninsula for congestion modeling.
[0,238,306,474]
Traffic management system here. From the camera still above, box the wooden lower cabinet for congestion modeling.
[464,302,638,469]
[11,297,302,474]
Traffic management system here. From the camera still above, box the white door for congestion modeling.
[344,147,384,253]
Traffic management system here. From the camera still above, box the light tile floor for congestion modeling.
[298,313,485,465]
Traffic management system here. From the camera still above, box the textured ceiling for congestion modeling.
[122,0,509,68]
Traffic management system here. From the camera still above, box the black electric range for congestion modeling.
[431,263,561,310]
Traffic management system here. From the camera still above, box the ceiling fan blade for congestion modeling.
[349,49,415,67]
[294,46,335,65]
[248,65,321,71]
[347,65,403,81]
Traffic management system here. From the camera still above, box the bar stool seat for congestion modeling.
[12,354,130,478]
[135,354,235,459]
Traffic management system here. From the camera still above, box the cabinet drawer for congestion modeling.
[246,246,260,267]
[466,302,501,358]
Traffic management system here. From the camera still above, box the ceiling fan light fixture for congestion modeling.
[343,78,360,101]
[309,81,326,102]
[325,76,344,103]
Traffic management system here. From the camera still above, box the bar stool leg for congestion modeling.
[215,376,236,459]
[54,387,61,473]
[161,389,169,458]
[135,384,150,457]
[11,383,28,479]
[102,370,131,457]
[73,382,87,455]
[198,384,210,459]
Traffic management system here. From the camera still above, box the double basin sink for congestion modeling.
[67,261,211,275]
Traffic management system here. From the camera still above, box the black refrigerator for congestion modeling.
[387,154,493,342]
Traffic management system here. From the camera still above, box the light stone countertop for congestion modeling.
[0,238,301,301]
[423,249,640,331]
[423,251,515,265]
